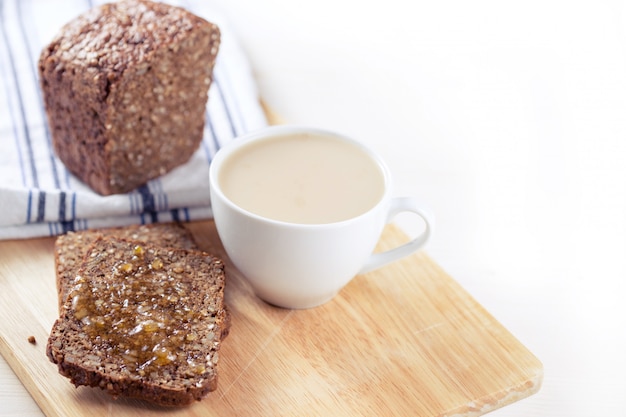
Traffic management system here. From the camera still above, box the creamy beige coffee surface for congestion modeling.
[218,133,386,224]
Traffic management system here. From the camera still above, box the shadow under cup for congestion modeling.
[209,125,432,309]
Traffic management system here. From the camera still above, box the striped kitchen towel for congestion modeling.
[0,0,267,240]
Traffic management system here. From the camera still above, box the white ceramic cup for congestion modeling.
[209,125,433,309]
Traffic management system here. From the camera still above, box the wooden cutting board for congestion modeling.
[0,220,542,416]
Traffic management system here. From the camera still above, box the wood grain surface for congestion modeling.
[0,220,542,416]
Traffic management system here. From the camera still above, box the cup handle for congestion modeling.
[359,197,433,274]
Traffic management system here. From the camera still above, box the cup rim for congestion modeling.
[209,125,393,228]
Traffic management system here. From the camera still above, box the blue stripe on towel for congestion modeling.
[58,191,75,233]
[0,6,39,189]
[205,108,221,157]
[212,76,238,139]
[36,191,46,222]
[25,190,32,223]
[16,0,62,190]
[0,54,27,188]
[214,68,247,134]
[170,209,179,223]
[137,184,158,223]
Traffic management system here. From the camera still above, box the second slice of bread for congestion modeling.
[54,223,198,312]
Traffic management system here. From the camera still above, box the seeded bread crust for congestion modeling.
[38,0,220,195]
[47,236,228,406]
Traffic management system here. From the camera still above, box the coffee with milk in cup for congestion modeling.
[209,125,432,309]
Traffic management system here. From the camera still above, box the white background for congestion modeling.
[219,1,626,414]
[3,0,626,415]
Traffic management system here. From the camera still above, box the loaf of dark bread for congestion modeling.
[38,0,220,195]
[47,236,228,406]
